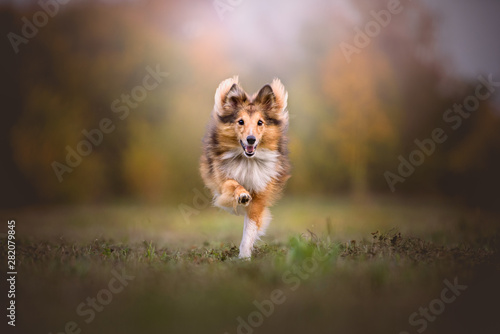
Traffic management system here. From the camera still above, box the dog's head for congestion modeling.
[212,76,288,158]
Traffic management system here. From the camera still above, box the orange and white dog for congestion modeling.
[200,77,291,259]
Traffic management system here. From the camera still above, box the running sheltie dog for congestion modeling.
[200,77,291,259]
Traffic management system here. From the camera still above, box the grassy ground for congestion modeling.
[1,196,499,334]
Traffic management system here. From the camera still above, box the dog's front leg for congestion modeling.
[214,179,252,213]
[239,196,271,259]
[239,214,258,259]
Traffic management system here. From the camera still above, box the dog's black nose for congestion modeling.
[247,135,256,145]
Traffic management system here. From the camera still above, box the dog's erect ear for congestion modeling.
[224,83,247,110]
[270,78,288,113]
[255,84,275,111]
[213,76,247,119]
[255,78,288,124]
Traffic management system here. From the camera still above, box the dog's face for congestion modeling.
[213,77,288,158]
[234,107,265,157]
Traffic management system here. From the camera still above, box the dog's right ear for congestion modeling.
[214,76,247,121]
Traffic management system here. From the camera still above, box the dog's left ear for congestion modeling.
[255,78,288,122]
[214,76,248,119]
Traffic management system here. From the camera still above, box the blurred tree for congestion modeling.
[0,8,37,207]
[321,47,399,199]
[3,0,499,208]
[10,2,176,202]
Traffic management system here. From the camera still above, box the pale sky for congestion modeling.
[3,0,499,80]
[422,0,500,79]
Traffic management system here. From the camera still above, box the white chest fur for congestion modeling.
[220,148,280,193]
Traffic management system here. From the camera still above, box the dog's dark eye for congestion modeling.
[238,119,244,125]
[257,120,263,126]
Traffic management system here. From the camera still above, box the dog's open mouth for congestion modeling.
[240,140,256,157]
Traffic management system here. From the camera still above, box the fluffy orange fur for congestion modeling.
[200,77,291,258]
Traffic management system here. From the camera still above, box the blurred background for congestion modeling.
[2,2,500,334]
[1,0,500,209]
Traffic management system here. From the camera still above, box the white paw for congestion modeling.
[237,192,252,206]
[238,247,252,259]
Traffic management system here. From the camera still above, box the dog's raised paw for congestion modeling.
[237,192,252,206]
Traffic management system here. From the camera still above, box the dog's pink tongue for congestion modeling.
[246,146,254,153]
